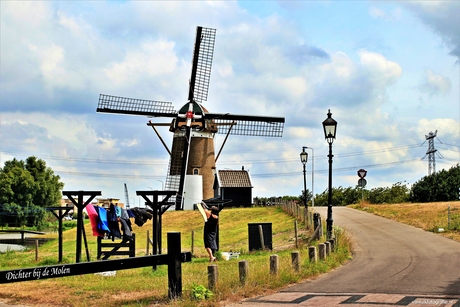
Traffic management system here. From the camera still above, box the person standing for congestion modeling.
[203,205,219,262]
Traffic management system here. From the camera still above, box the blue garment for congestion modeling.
[115,205,122,218]
[127,209,135,218]
[95,206,110,233]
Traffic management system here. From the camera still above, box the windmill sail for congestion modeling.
[96,26,285,211]
[209,114,285,137]
[97,94,176,117]
[176,26,216,210]
[189,27,216,103]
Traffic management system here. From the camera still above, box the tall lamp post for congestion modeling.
[300,148,308,228]
[304,147,314,208]
[322,109,337,240]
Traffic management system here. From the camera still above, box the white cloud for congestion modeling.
[358,50,402,87]
[417,118,458,136]
[418,69,452,96]
[103,40,179,87]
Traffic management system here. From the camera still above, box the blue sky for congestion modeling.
[1,1,459,205]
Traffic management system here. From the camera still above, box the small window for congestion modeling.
[193,168,199,175]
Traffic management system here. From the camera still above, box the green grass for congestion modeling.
[0,207,351,307]
[350,201,460,242]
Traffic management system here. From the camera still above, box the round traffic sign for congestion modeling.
[358,178,367,188]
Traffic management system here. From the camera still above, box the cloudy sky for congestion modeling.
[1,1,459,205]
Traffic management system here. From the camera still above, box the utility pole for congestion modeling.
[424,130,443,176]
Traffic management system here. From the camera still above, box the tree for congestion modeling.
[25,156,63,208]
[368,181,410,204]
[299,189,312,207]
[411,164,460,202]
[0,157,64,228]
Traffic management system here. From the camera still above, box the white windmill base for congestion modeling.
[182,175,203,211]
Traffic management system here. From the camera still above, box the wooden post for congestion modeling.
[208,265,218,290]
[318,243,326,260]
[146,230,150,255]
[167,232,182,299]
[35,240,39,261]
[129,234,136,257]
[329,238,335,252]
[325,241,331,256]
[258,225,265,250]
[304,209,308,230]
[81,222,90,262]
[308,246,317,263]
[97,236,102,259]
[291,251,300,272]
[294,220,298,249]
[239,260,249,285]
[270,255,279,275]
[191,230,195,256]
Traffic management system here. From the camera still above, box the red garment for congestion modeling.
[86,205,105,237]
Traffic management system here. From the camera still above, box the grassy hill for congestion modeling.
[0,206,351,307]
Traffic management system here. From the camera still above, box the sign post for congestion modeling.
[357,169,367,206]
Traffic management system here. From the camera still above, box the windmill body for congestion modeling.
[167,101,217,209]
[97,26,285,210]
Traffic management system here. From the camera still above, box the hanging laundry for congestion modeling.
[130,207,153,227]
[120,208,133,241]
[86,205,105,237]
[95,206,110,234]
[107,203,121,240]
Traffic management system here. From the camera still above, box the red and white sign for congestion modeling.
[357,169,367,179]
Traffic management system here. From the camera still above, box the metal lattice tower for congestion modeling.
[425,130,438,176]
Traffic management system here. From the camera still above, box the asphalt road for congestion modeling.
[232,207,460,307]
[285,207,460,295]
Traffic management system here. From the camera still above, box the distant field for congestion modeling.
[351,201,460,242]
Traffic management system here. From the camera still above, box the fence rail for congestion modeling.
[0,232,191,299]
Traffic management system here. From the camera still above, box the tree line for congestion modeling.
[257,164,460,206]
[1,156,459,229]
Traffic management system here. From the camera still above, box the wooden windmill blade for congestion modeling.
[206,113,285,137]
[188,26,216,104]
[97,94,177,118]
[175,26,216,210]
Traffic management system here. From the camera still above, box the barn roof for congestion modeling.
[216,169,253,188]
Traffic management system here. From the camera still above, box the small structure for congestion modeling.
[213,167,253,207]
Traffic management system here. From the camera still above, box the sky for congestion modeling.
[1,1,459,206]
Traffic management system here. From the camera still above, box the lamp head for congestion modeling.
[300,148,308,165]
[322,109,337,144]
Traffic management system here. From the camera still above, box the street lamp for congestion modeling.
[300,148,308,228]
[155,180,164,190]
[322,109,337,240]
[304,147,315,208]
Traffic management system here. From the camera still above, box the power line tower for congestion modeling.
[423,130,443,176]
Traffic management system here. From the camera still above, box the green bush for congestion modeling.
[190,284,213,300]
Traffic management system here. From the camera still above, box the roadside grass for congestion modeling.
[351,201,460,242]
[0,207,351,307]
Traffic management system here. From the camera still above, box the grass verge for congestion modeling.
[350,201,460,242]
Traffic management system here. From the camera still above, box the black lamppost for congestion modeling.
[300,148,308,228]
[322,109,337,240]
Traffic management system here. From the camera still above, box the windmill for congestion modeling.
[97,26,285,210]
